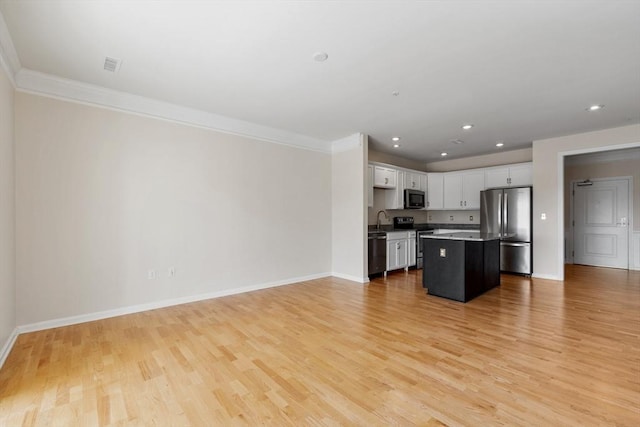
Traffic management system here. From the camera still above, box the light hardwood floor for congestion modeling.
[1,265,639,426]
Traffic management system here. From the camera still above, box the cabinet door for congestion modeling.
[368,165,374,208]
[384,171,404,209]
[485,167,509,188]
[462,171,485,209]
[419,173,428,193]
[443,173,463,209]
[374,166,397,188]
[404,172,421,190]
[508,163,532,186]
[408,237,416,266]
[386,240,396,270]
[427,173,444,209]
[386,238,409,270]
[397,239,408,268]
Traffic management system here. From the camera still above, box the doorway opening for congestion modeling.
[564,148,639,271]
[569,177,631,269]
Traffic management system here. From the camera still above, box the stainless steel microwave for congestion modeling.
[404,189,425,209]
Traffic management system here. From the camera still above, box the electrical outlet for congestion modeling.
[148,269,156,279]
[168,267,176,278]
[428,214,432,221]
[449,215,454,221]
[541,213,547,220]
[469,215,473,221]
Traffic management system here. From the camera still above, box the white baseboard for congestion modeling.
[17,272,332,334]
[531,273,563,281]
[0,328,19,370]
[331,272,369,283]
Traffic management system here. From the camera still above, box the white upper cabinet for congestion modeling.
[443,170,485,210]
[485,163,532,188]
[462,170,485,209]
[384,170,405,209]
[427,173,444,209]
[508,163,533,187]
[443,172,463,209]
[373,166,397,188]
[404,171,427,192]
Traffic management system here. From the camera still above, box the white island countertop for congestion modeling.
[420,231,501,242]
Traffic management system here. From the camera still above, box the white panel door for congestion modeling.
[573,179,629,269]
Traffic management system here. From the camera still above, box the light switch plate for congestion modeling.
[440,248,446,257]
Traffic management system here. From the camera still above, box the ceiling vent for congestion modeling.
[449,139,464,145]
[103,56,122,73]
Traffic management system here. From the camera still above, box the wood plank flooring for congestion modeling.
[1,265,639,426]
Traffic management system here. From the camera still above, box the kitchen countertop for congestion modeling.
[420,231,500,242]
[368,223,479,233]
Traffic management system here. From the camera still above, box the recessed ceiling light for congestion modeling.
[392,136,401,142]
[496,142,504,147]
[393,144,401,148]
[313,52,328,62]
[462,124,474,130]
[586,104,604,111]
[441,152,448,157]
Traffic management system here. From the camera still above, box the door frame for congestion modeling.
[567,176,633,268]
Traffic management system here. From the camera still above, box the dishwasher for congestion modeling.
[368,231,387,277]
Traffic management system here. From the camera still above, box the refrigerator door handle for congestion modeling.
[504,192,508,235]
[497,192,502,234]
[501,242,530,247]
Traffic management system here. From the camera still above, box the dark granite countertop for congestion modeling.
[368,223,479,233]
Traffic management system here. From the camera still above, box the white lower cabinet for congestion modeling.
[386,232,409,271]
[408,231,417,267]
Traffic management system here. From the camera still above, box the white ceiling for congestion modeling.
[1,0,639,162]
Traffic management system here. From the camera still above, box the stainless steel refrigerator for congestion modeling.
[480,186,532,275]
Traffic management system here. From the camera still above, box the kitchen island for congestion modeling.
[420,232,500,302]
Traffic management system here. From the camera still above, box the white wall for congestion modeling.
[532,124,640,280]
[15,92,333,326]
[368,149,427,171]
[331,134,367,282]
[0,60,16,363]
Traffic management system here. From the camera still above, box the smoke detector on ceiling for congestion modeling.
[103,56,122,73]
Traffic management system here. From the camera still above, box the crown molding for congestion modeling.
[0,10,20,86]
[1,6,334,154]
[16,69,333,153]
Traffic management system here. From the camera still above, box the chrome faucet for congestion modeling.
[376,210,389,229]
